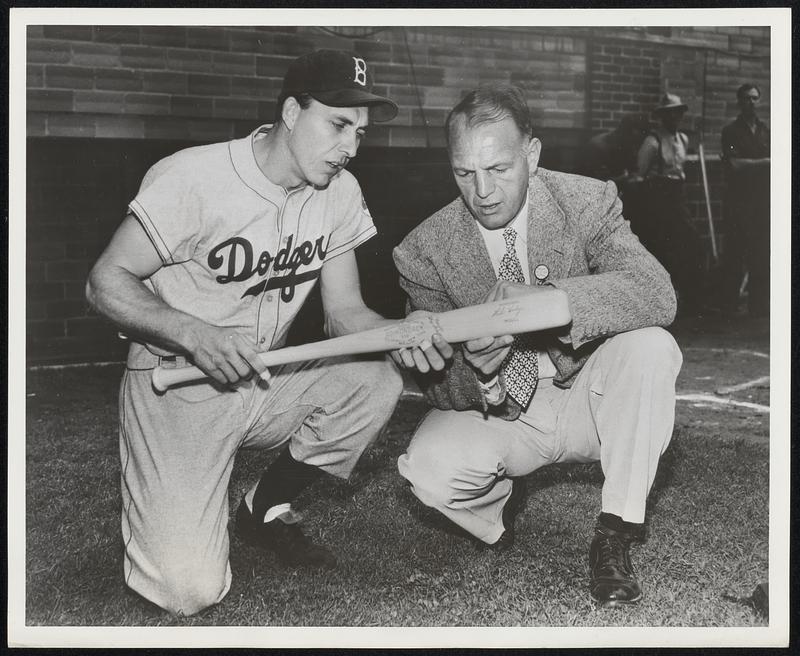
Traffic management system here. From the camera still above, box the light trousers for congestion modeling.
[398,327,682,544]
[120,356,402,616]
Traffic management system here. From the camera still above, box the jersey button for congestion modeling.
[266,294,274,302]
[259,337,266,344]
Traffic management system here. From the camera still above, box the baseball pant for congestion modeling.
[398,327,682,544]
[119,356,402,616]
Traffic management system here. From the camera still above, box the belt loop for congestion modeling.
[158,355,188,368]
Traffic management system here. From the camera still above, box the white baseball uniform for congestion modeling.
[119,125,402,615]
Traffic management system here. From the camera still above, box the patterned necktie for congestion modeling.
[498,227,539,409]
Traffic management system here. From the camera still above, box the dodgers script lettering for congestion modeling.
[207,234,330,301]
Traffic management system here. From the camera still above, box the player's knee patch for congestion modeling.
[159,569,228,617]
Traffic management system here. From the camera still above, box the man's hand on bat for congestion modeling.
[186,323,268,387]
[463,334,514,379]
[389,310,454,373]
[460,280,543,379]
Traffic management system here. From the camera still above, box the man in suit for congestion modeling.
[392,84,682,607]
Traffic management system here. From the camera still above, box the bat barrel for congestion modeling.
[435,290,570,342]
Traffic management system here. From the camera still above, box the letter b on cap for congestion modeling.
[353,57,367,86]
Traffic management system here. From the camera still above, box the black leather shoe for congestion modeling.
[589,523,642,606]
[235,501,337,568]
[487,477,527,552]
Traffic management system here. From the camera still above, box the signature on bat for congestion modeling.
[490,301,523,322]
[382,315,443,347]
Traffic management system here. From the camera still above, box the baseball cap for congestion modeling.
[279,49,398,122]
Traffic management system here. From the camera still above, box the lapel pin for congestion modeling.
[534,264,550,284]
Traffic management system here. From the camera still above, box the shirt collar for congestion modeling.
[509,194,529,244]
[475,193,530,244]
[229,124,312,207]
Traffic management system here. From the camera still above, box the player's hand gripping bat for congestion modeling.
[151,288,571,392]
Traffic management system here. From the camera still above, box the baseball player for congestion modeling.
[86,49,449,617]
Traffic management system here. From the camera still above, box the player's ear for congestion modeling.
[525,137,542,173]
[282,96,301,130]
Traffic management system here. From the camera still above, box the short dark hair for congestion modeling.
[445,84,534,149]
[736,83,761,101]
[274,92,313,123]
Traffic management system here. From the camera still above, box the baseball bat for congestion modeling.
[151,289,571,392]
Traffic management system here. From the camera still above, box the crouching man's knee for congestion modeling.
[398,429,499,510]
[607,327,682,376]
[398,449,453,509]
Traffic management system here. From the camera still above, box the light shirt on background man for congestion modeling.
[638,126,688,181]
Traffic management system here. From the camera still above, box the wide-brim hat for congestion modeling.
[280,49,398,122]
[654,92,688,114]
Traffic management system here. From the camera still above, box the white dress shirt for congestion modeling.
[476,198,532,284]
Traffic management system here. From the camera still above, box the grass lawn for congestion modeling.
[24,331,770,628]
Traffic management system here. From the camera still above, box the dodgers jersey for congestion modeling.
[126,124,377,368]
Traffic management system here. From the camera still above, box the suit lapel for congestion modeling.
[443,200,497,307]
[525,174,573,284]
[440,174,574,306]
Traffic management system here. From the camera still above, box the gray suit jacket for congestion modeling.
[393,168,677,420]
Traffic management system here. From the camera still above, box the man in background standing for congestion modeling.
[720,83,770,317]
[632,93,705,316]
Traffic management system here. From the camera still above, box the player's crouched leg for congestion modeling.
[119,369,239,617]
[121,489,232,617]
[142,554,230,618]
[289,357,403,478]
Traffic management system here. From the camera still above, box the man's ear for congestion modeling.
[282,96,301,130]
[526,137,542,173]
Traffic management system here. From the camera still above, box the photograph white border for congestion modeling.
[8,6,791,649]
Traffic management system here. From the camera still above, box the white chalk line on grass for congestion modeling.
[28,361,124,371]
[27,362,771,413]
[682,346,769,359]
[715,375,770,395]
[677,393,769,413]
[400,389,771,413]
[27,346,768,372]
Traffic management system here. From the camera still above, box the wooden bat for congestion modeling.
[151,289,571,392]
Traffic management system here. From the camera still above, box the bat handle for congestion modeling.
[152,364,206,392]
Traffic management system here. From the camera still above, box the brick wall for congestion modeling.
[26,25,590,147]
[587,27,770,146]
[27,25,769,150]
[581,26,769,261]
[25,25,770,363]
